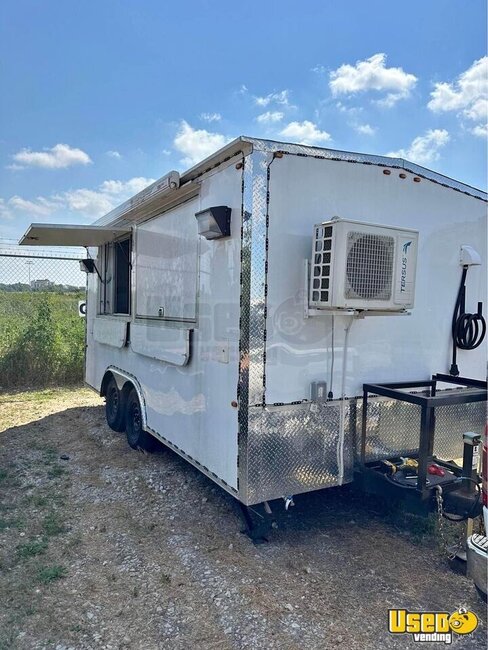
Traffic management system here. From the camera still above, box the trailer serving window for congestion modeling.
[135,199,198,322]
[99,236,132,315]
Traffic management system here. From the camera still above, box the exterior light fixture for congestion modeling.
[80,258,97,273]
[80,258,103,282]
[195,206,231,240]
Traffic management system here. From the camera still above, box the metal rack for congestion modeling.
[359,374,487,503]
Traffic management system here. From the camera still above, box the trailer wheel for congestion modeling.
[105,377,126,432]
[125,389,156,452]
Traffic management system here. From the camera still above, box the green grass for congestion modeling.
[37,565,67,584]
[16,539,48,559]
[47,465,67,479]
[42,512,67,537]
[23,494,49,508]
[42,447,58,463]
[0,517,24,531]
[0,291,85,389]
[0,388,78,405]
[70,624,83,633]
[0,469,21,489]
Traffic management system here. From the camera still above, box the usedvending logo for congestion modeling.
[400,240,412,293]
[388,607,478,644]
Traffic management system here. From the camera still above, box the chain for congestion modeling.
[434,486,464,560]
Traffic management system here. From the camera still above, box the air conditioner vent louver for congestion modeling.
[345,232,394,300]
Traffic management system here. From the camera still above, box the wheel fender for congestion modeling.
[101,367,148,430]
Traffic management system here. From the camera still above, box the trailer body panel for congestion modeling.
[86,160,243,491]
[264,154,487,405]
[77,138,487,505]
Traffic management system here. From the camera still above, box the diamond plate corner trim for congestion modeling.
[237,152,253,503]
[248,152,270,407]
[237,150,269,503]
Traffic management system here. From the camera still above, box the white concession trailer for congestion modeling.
[21,138,487,537]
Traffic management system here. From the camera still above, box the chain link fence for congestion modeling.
[0,247,86,389]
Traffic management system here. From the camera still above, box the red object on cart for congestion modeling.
[427,463,446,477]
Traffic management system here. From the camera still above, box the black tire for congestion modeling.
[105,377,126,432]
[125,389,156,451]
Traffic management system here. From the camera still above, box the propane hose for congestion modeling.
[449,266,486,376]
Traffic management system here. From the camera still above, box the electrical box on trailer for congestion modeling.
[310,218,419,311]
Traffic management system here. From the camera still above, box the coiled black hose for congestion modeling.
[449,266,486,376]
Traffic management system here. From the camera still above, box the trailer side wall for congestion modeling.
[85,161,244,491]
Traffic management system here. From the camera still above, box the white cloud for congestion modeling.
[106,150,122,159]
[0,198,13,220]
[280,120,331,145]
[8,195,60,216]
[256,111,284,124]
[329,53,417,106]
[254,89,291,108]
[354,123,376,136]
[472,123,488,138]
[336,102,362,115]
[387,129,450,165]
[311,64,326,74]
[173,120,231,166]
[200,112,222,123]
[428,57,487,138]
[98,178,153,195]
[61,189,116,217]
[162,149,171,155]
[61,177,155,217]
[12,143,92,169]
[6,176,155,221]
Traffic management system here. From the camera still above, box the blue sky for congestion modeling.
[0,0,486,243]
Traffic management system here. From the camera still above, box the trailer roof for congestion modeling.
[92,136,486,228]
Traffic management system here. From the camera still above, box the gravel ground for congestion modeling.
[0,387,485,649]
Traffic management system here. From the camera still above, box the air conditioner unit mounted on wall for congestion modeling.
[309,218,419,311]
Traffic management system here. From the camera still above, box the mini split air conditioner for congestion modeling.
[309,218,419,311]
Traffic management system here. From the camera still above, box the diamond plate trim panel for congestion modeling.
[237,151,253,502]
[245,401,354,505]
[358,398,420,461]
[248,151,269,407]
[238,150,270,503]
[434,402,486,461]
[357,396,486,463]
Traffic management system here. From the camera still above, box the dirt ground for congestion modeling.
[0,387,485,650]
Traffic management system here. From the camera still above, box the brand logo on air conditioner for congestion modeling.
[400,241,412,292]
